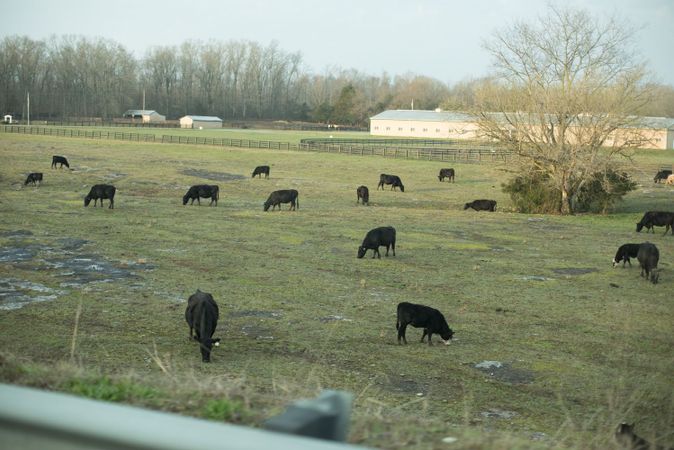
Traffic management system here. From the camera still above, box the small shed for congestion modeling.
[179,115,223,129]
[122,110,166,123]
[3,115,12,124]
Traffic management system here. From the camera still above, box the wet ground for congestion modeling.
[180,168,246,182]
[474,360,534,384]
[0,230,154,310]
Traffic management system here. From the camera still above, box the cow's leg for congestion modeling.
[384,244,390,256]
[398,323,407,344]
[197,197,201,206]
[427,331,433,345]
[421,329,428,343]
[109,198,114,209]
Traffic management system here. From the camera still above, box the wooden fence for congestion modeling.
[1,125,512,164]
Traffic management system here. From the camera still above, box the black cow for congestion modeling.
[183,185,219,206]
[615,423,670,450]
[185,289,221,363]
[264,189,299,211]
[396,302,454,346]
[636,211,674,236]
[377,174,405,192]
[24,172,43,186]
[637,243,659,284]
[357,226,396,259]
[653,170,672,183]
[84,184,116,209]
[252,165,270,178]
[51,155,69,169]
[612,243,641,268]
[357,185,369,205]
[464,199,497,211]
[438,168,455,182]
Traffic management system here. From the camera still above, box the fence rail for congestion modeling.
[1,125,512,164]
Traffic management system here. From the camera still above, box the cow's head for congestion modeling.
[636,222,644,232]
[83,195,92,207]
[182,194,190,205]
[398,183,405,192]
[357,246,367,258]
[199,337,221,363]
[263,201,271,211]
[612,257,620,267]
[440,327,454,345]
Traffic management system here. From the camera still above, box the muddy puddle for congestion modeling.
[0,230,155,310]
[180,168,246,182]
[474,361,534,384]
[551,268,597,276]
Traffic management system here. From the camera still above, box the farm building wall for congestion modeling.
[370,110,674,150]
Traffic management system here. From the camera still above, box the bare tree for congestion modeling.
[476,5,652,214]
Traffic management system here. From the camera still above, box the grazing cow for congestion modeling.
[438,168,455,182]
[264,189,299,211]
[464,199,497,211]
[357,226,396,259]
[51,155,69,169]
[653,170,672,183]
[357,185,369,205]
[612,243,641,268]
[637,243,659,284]
[636,211,674,236]
[396,302,454,346]
[252,165,270,178]
[84,184,116,209]
[614,423,670,450]
[182,185,219,206]
[666,174,674,185]
[185,289,221,363]
[377,174,405,192]
[24,172,43,186]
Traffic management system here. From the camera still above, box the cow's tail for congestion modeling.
[215,186,219,202]
[296,192,299,210]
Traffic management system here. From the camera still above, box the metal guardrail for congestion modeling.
[0,383,371,450]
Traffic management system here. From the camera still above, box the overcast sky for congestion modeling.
[2,0,673,86]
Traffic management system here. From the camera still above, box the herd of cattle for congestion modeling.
[21,154,672,363]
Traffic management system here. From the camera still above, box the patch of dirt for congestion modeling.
[180,168,246,182]
[0,232,155,309]
[551,268,598,276]
[474,361,534,384]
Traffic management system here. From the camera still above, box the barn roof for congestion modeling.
[123,110,160,116]
[370,110,473,123]
[181,115,223,122]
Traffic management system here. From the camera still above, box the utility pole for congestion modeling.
[27,92,30,126]
[142,89,146,110]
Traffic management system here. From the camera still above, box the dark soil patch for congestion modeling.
[0,232,155,308]
[551,268,598,276]
[180,168,246,182]
[474,361,534,384]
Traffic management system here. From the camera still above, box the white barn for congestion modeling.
[122,110,166,123]
[179,115,223,129]
[370,110,674,150]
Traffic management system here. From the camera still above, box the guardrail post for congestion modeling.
[264,390,353,442]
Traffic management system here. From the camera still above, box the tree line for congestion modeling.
[2,34,674,127]
[1,35,449,125]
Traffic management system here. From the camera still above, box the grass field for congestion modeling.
[1,130,673,449]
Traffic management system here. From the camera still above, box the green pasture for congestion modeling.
[0,132,673,449]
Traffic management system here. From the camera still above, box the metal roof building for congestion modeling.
[179,115,223,129]
[370,110,674,150]
[122,110,166,123]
